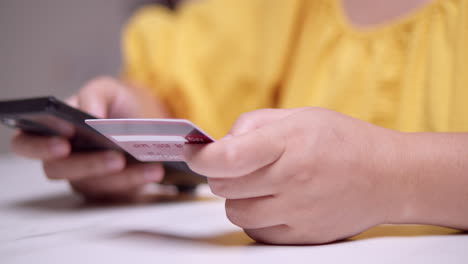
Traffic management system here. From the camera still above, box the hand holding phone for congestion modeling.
[3,77,199,201]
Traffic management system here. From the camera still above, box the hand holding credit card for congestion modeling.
[86,119,215,162]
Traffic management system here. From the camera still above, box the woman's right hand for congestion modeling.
[10,77,170,201]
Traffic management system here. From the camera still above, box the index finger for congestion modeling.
[184,124,285,178]
[11,132,71,160]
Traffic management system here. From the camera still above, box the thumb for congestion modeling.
[184,108,302,177]
[73,77,122,118]
[184,121,285,178]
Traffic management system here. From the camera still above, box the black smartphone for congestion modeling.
[0,96,205,192]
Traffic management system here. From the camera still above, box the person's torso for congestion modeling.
[277,0,468,132]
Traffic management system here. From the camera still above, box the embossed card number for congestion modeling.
[85,119,214,162]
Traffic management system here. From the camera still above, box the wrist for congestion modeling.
[380,132,465,227]
[372,129,419,225]
[370,129,468,229]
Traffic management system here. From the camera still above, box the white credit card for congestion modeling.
[85,118,214,162]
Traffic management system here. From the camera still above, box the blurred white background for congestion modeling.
[0,0,175,153]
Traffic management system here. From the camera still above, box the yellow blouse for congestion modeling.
[122,0,468,139]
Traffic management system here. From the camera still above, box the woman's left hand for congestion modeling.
[184,107,406,244]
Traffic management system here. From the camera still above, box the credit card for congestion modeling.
[85,119,214,162]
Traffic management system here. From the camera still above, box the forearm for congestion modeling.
[389,132,468,230]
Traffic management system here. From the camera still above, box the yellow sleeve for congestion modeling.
[122,0,303,138]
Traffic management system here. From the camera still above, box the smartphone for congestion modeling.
[0,96,205,192]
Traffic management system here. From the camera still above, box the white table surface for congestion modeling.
[0,155,467,264]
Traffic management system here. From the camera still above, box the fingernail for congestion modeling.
[105,152,124,170]
[144,165,163,182]
[49,139,68,156]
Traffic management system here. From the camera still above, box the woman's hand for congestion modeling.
[11,77,170,201]
[184,107,406,244]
